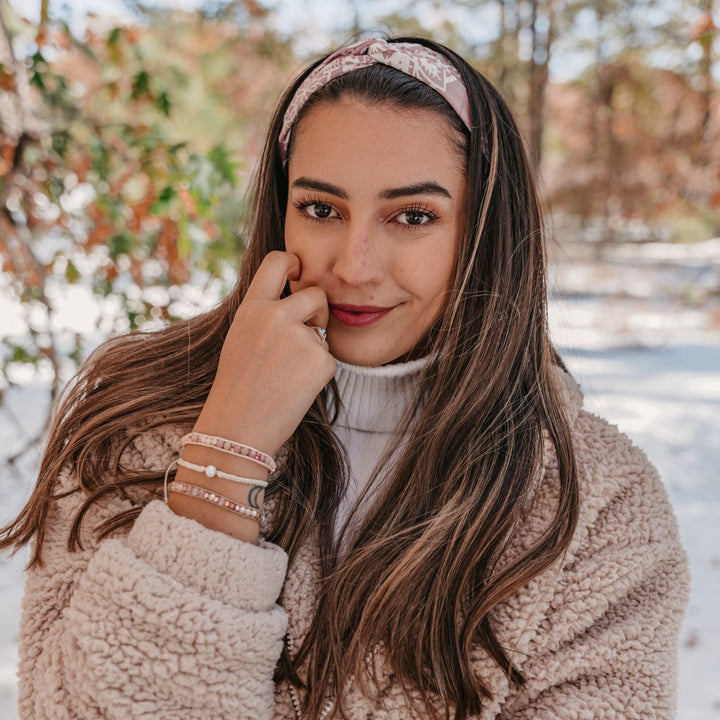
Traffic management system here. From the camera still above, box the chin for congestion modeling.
[330,344,401,368]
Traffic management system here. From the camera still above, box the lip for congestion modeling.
[329,303,395,328]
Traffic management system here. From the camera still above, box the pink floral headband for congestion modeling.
[278,37,472,164]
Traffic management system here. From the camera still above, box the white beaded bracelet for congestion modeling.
[177,458,268,488]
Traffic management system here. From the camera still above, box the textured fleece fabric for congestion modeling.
[16,366,690,719]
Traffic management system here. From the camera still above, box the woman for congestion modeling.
[2,35,689,719]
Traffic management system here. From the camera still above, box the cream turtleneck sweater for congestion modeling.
[331,357,427,541]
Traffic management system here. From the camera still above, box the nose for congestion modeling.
[330,225,385,287]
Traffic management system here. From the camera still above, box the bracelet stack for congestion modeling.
[164,432,276,524]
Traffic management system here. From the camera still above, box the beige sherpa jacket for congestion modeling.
[17,373,690,719]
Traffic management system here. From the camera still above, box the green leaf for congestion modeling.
[30,71,46,91]
[51,129,71,158]
[69,333,84,366]
[108,27,123,47]
[109,232,134,259]
[127,310,140,329]
[98,278,114,297]
[48,176,65,199]
[131,70,151,100]
[150,186,177,215]
[177,226,193,259]
[167,142,188,155]
[30,51,47,69]
[156,89,171,117]
[65,259,81,283]
[90,136,111,178]
[6,343,39,365]
[20,286,44,303]
[207,145,237,187]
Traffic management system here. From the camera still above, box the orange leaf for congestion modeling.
[125,27,140,44]
[158,218,179,262]
[26,210,42,229]
[168,259,190,285]
[690,14,715,43]
[202,220,219,240]
[0,144,14,163]
[178,187,196,217]
[85,224,113,248]
[25,268,42,288]
[72,155,91,183]
[0,67,15,92]
[51,29,73,51]
[109,166,139,196]
[244,0,268,18]
[129,191,156,232]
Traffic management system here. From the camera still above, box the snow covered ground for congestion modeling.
[550,240,720,719]
[1,240,719,718]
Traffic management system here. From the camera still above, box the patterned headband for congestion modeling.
[278,37,472,164]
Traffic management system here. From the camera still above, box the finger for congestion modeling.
[281,286,330,328]
[245,251,301,302]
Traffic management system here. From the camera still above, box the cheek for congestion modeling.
[284,225,332,291]
[405,243,456,300]
[284,221,310,266]
[436,233,459,292]
[415,247,456,321]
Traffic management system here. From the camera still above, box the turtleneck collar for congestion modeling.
[332,356,429,434]
[329,359,584,434]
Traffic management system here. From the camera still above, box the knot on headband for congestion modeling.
[278,37,472,164]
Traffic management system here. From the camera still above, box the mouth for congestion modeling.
[329,303,395,328]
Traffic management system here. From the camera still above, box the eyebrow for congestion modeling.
[291,177,453,200]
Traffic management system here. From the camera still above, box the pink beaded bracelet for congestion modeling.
[181,432,276,472]
[167,480,264,521]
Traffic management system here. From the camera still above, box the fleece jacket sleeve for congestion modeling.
[18,494,288,720]
[498,412,690,720]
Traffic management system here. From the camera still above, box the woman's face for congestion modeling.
[285,98,467,366]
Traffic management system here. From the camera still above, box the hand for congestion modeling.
[194,251,336,457]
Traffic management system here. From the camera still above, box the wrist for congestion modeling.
[167,491,260,544]
[193,406,282,459]
[165,429,273,543]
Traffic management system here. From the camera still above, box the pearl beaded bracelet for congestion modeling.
[177,458,268,488]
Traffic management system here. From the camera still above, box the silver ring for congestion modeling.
[312,326,327,342]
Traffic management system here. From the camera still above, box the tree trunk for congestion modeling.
[498,0,507,94]
[698,0,714,149]
[527,0,556,171]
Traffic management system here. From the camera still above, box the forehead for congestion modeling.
[288,98,467,187]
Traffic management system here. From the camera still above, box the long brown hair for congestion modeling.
[1,35,578,720]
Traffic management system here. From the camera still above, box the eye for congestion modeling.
[395,205,439,228]
[292,198,340,222]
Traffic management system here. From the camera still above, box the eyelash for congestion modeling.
[292,196,439,230]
